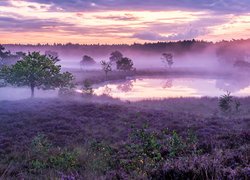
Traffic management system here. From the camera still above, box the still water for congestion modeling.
[93,76,250,101]
[1,76,250,101]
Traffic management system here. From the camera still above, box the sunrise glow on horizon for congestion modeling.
[1,0,250,44]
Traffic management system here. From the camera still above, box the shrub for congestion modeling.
[219,91,233,113]
[48,150,78,170]
[29,134,79,173]
[76,141,116,175]
[31,133,51,154]
[82,80,94,95]
[168,131,186,157]
[116,57,134,71]
[219,92,242,114]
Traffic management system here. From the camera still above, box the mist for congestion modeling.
[2,39,250,102]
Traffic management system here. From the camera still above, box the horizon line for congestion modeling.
[2,38,249,46]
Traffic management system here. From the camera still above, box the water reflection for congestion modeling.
[162,79,173,89]
[102,85,112,96]
[215,77,250,93]
[94,76,250,101]
[117,80,135,92]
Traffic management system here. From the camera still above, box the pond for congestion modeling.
[93,76,250,101]
[1,76,250,101]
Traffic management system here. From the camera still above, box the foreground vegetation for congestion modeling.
[0,97,249,179]
[0,46,249,179]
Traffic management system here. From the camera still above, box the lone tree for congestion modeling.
[0,51,74,98]
[162,53,174,68]
[116,57,134,71]
[100,60,112,79]
[80,55,96,70]
[109,51,123,64]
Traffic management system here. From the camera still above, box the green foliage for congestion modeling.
[31,133,51,154]
[186,129,198,145]
[4,127,202,178]
[219,91,233,113]
[116,57,134,71]
[168,131,186,157]
[0,51,74,97]
[130,126,162,161]
[82,80,94,95]
[48,150,78,170]
[117,126,200,178]
[168,130,200,157]
[30,159,46,172]
[29,134,79,173]
[77,141,116,175]
[120,126,163,175]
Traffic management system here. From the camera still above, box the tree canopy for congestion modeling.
[80,55,96,68]
[0,51,74,97]
[116,57,134,71]
[109,51,123,64]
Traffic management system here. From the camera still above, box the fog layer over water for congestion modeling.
[2,40,250,101]
[0,87,58,101]
[1,74,250,101]
[94,76,250,101]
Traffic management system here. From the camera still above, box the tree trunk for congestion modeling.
[31,85,35,98]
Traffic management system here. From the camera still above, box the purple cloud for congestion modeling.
[94,14,139,21]
[22,0,250,14]
[0,16,74,32]
[132,28,208,41]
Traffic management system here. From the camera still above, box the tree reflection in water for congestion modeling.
[162,79,173,89]
[102,85,112,96]
[215,75,250,93]
[117,80,135,92]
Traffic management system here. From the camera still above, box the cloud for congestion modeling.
[132,28,208,41]
[132,32,166,41]
[0,2,10,6]
[0,15,138,38]
[94,14,139,21]
[165,28,209,40]
[22,0,250,14]
[0,16,74,33]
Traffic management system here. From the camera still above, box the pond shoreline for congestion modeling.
[69,67,235,86]
[70,68,250,101]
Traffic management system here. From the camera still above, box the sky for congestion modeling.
[1,0,250,44]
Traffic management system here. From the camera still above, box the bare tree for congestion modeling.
[162,53,174,68]
[100,60,112,79]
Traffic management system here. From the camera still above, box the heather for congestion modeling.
[0,97,249,179]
